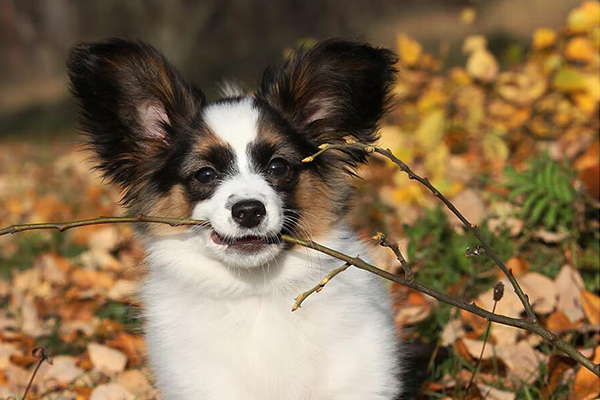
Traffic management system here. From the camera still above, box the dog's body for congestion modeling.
[68,39,403,400]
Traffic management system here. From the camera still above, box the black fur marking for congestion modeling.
[204,145,238,176]
[256,39,398,169]
[67,38,205,206]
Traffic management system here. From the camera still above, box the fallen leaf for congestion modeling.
[542,355,576,399]
[467,50,499,83]
[88,343,128,374]
[0,343,21,369]
[116,370,155,399]
[448,189,485,225]
[546,310,575,333]
[565,37,596,63]
[90,383,135,400]
[505,256,529,276]
[441,319,466,347]
[555,265,586,323]
[532,28,557,50]
[571,346,600,400]
[581,290,600,324]
[567,1,600,33]
[553,68,588,92]
[39,355,84,385]
[397,34,422,67]
[477,384,516,400]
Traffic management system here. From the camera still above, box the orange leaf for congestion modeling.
[546,310,575,333]
[581,290,600,324]
[571,347,600,400]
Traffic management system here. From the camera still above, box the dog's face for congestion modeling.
[67,39,396,269]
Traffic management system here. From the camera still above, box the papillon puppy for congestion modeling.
[67,38,403,400]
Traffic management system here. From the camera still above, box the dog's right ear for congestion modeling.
[67,39,204,195]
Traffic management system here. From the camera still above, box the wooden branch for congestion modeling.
[303,141,538,322]
[0,216,598,376]
[0,215,209,236]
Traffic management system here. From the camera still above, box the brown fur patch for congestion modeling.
[147,185,193,236]
[294,173,336,239]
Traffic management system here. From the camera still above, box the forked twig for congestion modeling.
[292,262,351,311]
[303,140,537,322]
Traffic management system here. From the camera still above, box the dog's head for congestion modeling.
[67,39,396,269]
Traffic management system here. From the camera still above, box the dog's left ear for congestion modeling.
[257,39,397,149]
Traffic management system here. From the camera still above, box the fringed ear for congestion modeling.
[67,39,205,200]
[256,39,397,162]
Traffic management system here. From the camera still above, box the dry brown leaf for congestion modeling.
[447,189,485,225]
[90,383,135,400]
[477,384,516,400]
[106,332,147,368]
[467,50,499,83]
[571,347,600,400]
[39,355,84,385]
[88,343,128,374]
[505,256,529,277]
[441,319,466,347]
[116,370,155,399]
[87,227,121,252]
[0,342,21,369]
[546,310,575,333]
[542,355,576,399]
[581,290,600,324]
[555,265,586,323]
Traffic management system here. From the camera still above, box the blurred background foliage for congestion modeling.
[0,1,599,400]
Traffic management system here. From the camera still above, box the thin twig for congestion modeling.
[303,141,538,323]
[292,262,351,311]
[465,282,504,393]
[279,235,600,377]
[372,232,413,281]
[0,215,208,236]
[21,348,52,400]
[0,216,597,376]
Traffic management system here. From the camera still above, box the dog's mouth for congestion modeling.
[210,230,280,251]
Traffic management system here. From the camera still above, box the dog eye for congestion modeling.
[195,167,217,183]
[267,158,290,177]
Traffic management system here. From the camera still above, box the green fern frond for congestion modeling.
[504,154,576,231]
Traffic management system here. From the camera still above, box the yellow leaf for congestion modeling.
[567,1,600,33]
[565,37,595,62]
[396,34,422,67]
[483,131,509,163]
[553,67,587,92]
[449,67,472,85]
[415,109,446,150]
[424,144,449,180]
[378,125,414,163]
[532,28,557,50]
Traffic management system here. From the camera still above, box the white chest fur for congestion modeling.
[141,228,403,400]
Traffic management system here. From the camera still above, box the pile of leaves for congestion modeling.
[0,2,598,399]
[349,1,600,399]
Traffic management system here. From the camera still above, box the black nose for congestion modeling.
[231,200,266,228]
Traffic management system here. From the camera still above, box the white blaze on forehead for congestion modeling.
[203,97,259,173]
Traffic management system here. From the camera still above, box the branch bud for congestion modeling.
[493,282,505,302]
